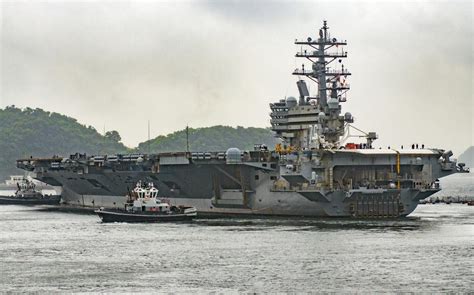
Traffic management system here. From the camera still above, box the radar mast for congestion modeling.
[270,20,360,150]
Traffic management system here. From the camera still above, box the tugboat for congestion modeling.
[95,181,197,223]
[0,178,61,205]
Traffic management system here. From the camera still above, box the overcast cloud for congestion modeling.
[1,0,472,155]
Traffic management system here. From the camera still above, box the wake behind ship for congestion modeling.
[17,21,463,217]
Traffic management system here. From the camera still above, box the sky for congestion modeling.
[1,0,472,156]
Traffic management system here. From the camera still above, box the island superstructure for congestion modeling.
[17,21,462,217]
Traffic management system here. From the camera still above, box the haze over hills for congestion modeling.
[0,107,277,180]
[458,146,474,169]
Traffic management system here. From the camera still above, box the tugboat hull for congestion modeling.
[95,209,197,223]
[0,195,61,205]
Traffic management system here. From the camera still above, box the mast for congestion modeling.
[294,20,351,108]
[270,21,355,150]
[147,120,151,154]
[186,125,190,153]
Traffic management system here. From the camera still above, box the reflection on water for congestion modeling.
[193,218,427,232]
[0,204,472,293]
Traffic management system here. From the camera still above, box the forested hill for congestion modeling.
[0,107,278,180]
[136,125,278,153]
[458,146,474,168]
[0,106,127,179]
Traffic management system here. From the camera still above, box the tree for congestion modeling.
[105,130,122,143]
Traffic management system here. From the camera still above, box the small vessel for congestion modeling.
[0,178,61,205]
[95,181,197,223]
[457,163,470,173]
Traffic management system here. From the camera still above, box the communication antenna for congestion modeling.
[147,120,151,154]
[186,125,190,153]
[100,123,106,155]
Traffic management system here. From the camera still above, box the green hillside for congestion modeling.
[137,125,278,153]
[0,106,128,180]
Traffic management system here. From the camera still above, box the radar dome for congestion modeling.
[226,148,242,164]
[318,112,326,120]
[286,96,297,108]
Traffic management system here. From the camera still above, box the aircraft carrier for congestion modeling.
[17,21,463,217]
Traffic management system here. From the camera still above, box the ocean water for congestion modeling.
[0,203,472,293]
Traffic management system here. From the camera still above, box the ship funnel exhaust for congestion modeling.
[297,80,309,105]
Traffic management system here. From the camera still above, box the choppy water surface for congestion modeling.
[0,204,472,293]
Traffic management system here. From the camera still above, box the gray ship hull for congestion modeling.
[63,189,436,217]
[21,151,455,218]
